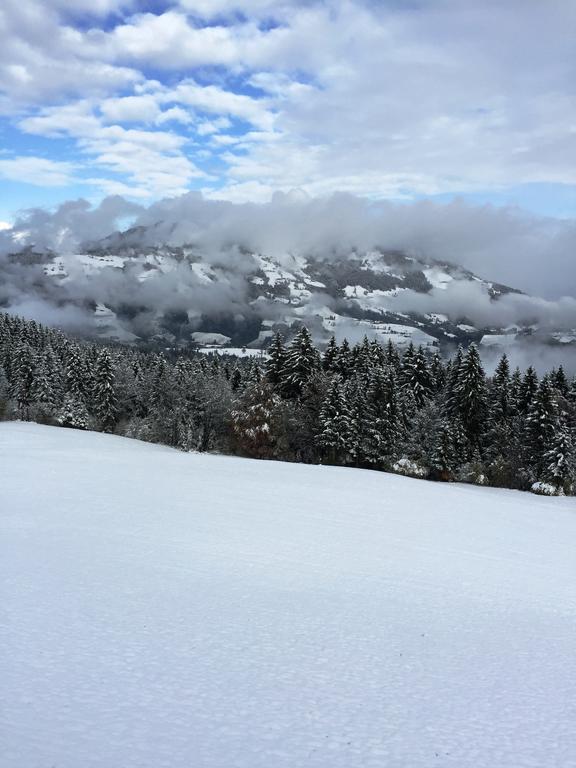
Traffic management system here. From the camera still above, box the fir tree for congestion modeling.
[523,379,558,477]
[430,420,456,480]
[318,376,353,464]
[93,350,117,432]
[543,425,575,494]
[454,344,487,450]
[322,336,339,372]
[265,332,286,385]
[282,326,321,397]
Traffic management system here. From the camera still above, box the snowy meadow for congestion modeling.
[1,422,575,768]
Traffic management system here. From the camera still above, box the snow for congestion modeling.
[321,313,437,348]
[44,254,127,277]
[423,267,454,289]
[480,333,517,347]
[191,332,231,346]
[197,346,268,358]
[1,422,576,768]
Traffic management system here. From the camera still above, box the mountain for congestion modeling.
[2,421,575,768]
[3,224,575,355]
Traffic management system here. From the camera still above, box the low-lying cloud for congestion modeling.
[0,192,574,370]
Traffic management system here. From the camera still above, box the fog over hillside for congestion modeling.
[1,193,575,371]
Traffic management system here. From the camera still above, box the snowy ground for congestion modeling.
[1,422,575,768]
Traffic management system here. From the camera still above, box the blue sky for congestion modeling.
[0,0,574,227]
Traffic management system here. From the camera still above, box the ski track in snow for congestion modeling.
[1,422,575,768]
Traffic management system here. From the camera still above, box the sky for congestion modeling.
[0,0,575,229]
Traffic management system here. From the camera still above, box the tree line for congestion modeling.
[1,311,575,495]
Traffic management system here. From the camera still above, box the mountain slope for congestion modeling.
[4,224,575,354]
[1,422,575,768]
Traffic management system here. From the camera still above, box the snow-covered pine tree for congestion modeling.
[429,420,457,481]
[401,345,433,408]
[454,344,487,451]
[523,378,558,477]
[518,366,538,414]
[281,326,321,398]
[265,332,286,385]
[542,425,575,495]
[385,339,401,372]
[322,336,339,372]
[231,380,280,459]
[318,376,353,464]
[551,366,569,398]
[430,352,446,393]
[231,367,242,391]
[58,393,90,430]
[334,338,353,379]
[13,343,35,419]
[365,366,402,466]
[93,350,117,432]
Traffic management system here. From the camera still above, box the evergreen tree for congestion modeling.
[454,344,487,451]
[282,326,321,397]
[523,379,558,477]
[231,380,280,459]
[543,425,575,493]
[93,350,117,432]
[265,332,286,385]
[430,420,456,480]
[58,394,89,430]
[322,336,339,372]
[318,377,353,464]
[518,366,538,414]
[402,345,433,407]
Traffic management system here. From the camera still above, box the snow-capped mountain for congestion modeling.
[3,224,575,355]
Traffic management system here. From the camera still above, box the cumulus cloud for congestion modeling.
[0,156,78,186]
[2,0,574,206]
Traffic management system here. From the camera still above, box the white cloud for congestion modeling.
[0,221,12,230]
[0,0,574,216]
[100,95,161,124]
[0,156,78,186]
[19,102,206,197]
[167,81,273,130]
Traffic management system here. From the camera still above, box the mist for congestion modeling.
[0,191,574,369]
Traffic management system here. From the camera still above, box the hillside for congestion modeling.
[1,422,575,768]
[4,226,575,355]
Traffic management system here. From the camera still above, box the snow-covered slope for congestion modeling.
[1,422,575,768]
[10,231,571,354]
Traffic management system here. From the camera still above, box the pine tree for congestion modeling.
[58,394,89,430]
[518,366,538,414]
[231,367,242,391]
[543,425,575,494]
[430,352,446,393]
[231,380,280,459]
[401,345,433,407]
[282,326,321,397]
[523,379,558,477]
[322,336,339,372]
[13,343,35,419]
[265,332,286,385]
[430,420,456,480]
[385,339,401,372]
[93,350,117,432]
[334,338,353,379]
[318,376,353,464]
[454,344,487,450]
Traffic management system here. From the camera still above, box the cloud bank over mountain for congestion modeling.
[2,192,574,299]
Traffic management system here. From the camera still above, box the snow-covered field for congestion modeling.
[1,422,575,768]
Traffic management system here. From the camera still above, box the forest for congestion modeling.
[1,311,574,496]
